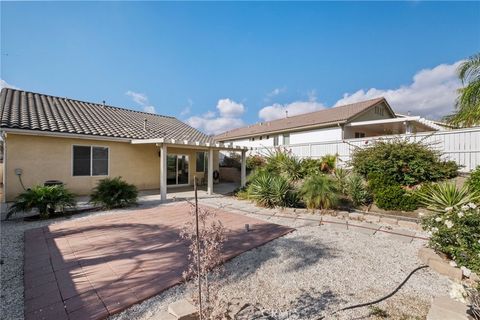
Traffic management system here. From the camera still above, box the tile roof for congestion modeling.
[214,97,388,141]
[0,88,213,143]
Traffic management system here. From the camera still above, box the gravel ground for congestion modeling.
[1,200,451,320]
[112,210,451,320]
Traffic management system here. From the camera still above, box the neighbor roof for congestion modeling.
[0,88,213,143]
[214,97,391,141]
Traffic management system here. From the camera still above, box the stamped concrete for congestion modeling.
[23,203,294,320]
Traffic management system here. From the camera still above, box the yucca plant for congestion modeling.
[300,174,338,211]
[347,174,371,207]
[265,149,304,181]
[248,171,295,208]
[7,185,76,220]
[334,167,350,195]
[90,177,138,209]
[418,182,480,212]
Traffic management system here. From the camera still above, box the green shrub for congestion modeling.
[246,155,266,170]
[300,175,338,211]
[7,185,76,219]
[373,185,419,211]
[346,174,372,207]
[90,177,138,209]
[417,182,480,212]
[422,203,480,273]
[467,166,480,193]
[247,171,297,208]
[351,139,459,186]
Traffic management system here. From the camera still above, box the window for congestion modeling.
[283,133,290,145]
[196,152,207,172]
[273,135,279,146]
[355,132,366,138]
[259,136,263,140]
[73,146,109,176]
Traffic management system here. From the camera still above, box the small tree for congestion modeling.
[180,201,227,319]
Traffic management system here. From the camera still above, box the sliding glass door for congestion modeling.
[166,154,189,186]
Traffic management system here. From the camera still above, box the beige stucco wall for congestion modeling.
[4,133,220,201]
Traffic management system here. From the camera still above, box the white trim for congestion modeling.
[346,116,421,127]
[71,144,110,177]
[1,128,131,142]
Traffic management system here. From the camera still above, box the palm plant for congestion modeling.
[7,185,76,220]
[445,53,480,127]
[90,177,138,209]
[300,174,338,211]
[320,154,337,173]
[417,182,480,212]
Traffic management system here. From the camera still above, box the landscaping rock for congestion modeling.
[350,222,379,236]
[418,247,443,265]
[347,212,364,221]
[460,266,472,278]
[168,299,198,320]
[363,214,381,223]
[428,259,463,281]
[470,272,479,282]
[426,296,470,320]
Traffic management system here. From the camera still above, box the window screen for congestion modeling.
[73,146,91,176]
[92,147,109,176]
[283,134,290,145]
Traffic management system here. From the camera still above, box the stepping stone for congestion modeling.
[168,299,199,320]
[152,310,176,320]
[385,229,416,243]
[427,296,469,320]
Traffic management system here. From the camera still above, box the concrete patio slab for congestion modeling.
[23,202,294,320]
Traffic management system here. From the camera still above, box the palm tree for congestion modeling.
[446,53,480,127]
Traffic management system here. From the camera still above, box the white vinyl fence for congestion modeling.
[250,127,480,172]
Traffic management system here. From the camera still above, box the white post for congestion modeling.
[160,144,167,201]
[207,148,214,195]
[241,150,246,188]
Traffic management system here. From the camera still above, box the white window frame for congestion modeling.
[72,145,110,177]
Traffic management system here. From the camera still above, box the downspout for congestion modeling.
[1,131,6,204]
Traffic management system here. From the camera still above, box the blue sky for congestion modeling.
[1,1,480,134]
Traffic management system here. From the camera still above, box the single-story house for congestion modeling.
[214,97,447,149]
[0,88,247,203]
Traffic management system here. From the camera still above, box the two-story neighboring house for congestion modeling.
[214,97,445,150]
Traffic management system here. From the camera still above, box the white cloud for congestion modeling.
[186,98,246,135]
[180,99,193,117]
[264,87,286,101]
[0,79,19,90]
[334,61,463,119]
[258,100,326,121]
[217,98,245,117]
[125,90,156,113]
